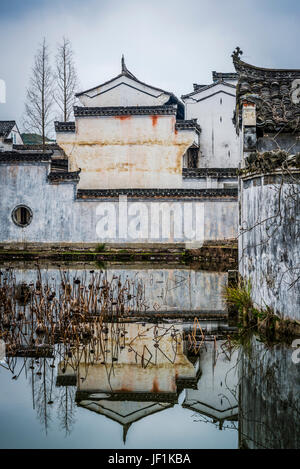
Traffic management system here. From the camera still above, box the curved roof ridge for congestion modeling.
[232,47,300,75]
[181,81,235,100]
[75,59,174,98]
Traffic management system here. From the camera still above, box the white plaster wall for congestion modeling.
[68,323,195,394]
[57,115,195,189]
[11,125,23,144]
[182,177,238,189]
[0,163,238,243]
[182,178,207,189]
[184,85,239,168]
[78,75,170,107]
[0,137,12,151]
[240,177,300,321]
[10,266,228,313]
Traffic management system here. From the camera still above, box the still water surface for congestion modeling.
[0,264,299,449]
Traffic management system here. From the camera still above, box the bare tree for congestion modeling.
[54,37,79,122]
[23,38,54,147]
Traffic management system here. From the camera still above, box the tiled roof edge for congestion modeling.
[77,188,238,199]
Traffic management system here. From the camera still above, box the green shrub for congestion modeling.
[95,243,106,253]
[223,279,253,314]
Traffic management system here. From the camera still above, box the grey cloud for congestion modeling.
[0,0,299,131]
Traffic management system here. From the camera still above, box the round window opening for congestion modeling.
[12,205,33,227]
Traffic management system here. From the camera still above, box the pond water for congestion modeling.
[0,263,299,449]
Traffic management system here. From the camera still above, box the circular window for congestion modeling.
[12,205,33,227]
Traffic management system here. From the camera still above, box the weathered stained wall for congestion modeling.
[0,162,238,244]
[233,53,300,322]
[239,337,300,449]
[57,114,195,189]
[10,265,228,314]
[240,174,300,321]
[59,323,195,395]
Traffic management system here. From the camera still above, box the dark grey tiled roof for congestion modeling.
[73,105,178,117]
[54,121,75,132]
[0,151,52,162]
[181,81,235,100]
[13,143,62,151]
[0,121,15,138]
[193,84,207,91]
[232,47,300,132]
[75,56,173,98]
[212,71,238,82]
[76,390,177,403]
[183,168,238,178]
[51,158,68,171]
[56,375,77,386]
[77,188,238,199]
[48,170,80,182]
[176,119,201,133]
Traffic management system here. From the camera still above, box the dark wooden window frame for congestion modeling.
[11,205,33,227]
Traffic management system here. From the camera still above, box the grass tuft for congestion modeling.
[95,243,106,253]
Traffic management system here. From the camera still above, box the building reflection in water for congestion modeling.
[0,266,237,442]
[10,265,228,315]
[55,321,241,442]
[238,336,300,449]
[57,323,199,442]
[1,267,298,448]
[183,340,238,430]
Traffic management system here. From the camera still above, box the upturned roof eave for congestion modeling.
[233,57,300,75]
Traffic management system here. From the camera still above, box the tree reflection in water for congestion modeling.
[0,267,299,448]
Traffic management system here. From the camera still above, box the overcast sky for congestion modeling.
[0,0,299,130]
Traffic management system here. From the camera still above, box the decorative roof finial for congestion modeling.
[121,54,126,73]
[120,54,137,80]
[231,47,243,60]
[123,423,131,444]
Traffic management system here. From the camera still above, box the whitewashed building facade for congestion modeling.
[0,120,23,151]
[0,59,238,247]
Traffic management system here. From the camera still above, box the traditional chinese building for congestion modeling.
[233,48,300,321]
[0,58,238,247]
[181,71,239,191]
[56,323,198,443]
[0,120,23,150]
[55,57,199,190]
[239,337,300,449]
[183,341,238,430]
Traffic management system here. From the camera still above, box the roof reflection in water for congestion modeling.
[0,266,240,443]
[183,340,238,430]
[57,323,199,442]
